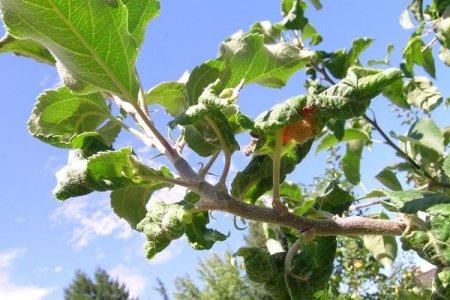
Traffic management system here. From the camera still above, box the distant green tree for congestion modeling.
[173,251,271,300]
[64,268,136,300]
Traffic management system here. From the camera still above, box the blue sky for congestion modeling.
[0,0,448,299]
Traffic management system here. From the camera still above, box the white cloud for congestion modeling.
[51,196,133,250]
[108,265,148,298]
[151,185,187,205]
[0,248,53,300]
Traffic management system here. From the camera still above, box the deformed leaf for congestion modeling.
[290,236,337,298]
[0,0,140,99]
[54,147,170,200]
[237,236,337,300]
[28,87,112,148]
[363,212,398,268]
[401,204,450,267]
[137,193,227,259]
[0,34,55,64]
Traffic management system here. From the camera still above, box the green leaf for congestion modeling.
[402,33,436,78]
[443,127,450,146]
[279,182,303,203]
[249,21,283,43]
[436,6,450,49]
[375,168,403,191]
[0,0,140,99]
[145,81,188,117]
[342,139,364,185]
[368,44,395,66]
[401,204,450,267]
[324,38,373,78]
[394,118,445,167]
[219,32,314,88]
[111,172,173,229]
[281,0,323,44]
[408,0,424,22]
[182,125,222,157]
[403,77,443,111]
[314,181,354,215]
[444,154,450,178]
[231,140,313,203]
[186,59,226,105]
[382,79,410,109]
[408,118,445,154]
[316,128,370,153]
[326,119,346,140]
[0,34,55,64]
[439,47,450,66]
[281,0,309,30]
[381,190,450,214]
[309,0,322,10]
[123,0,160,48]
[185,211,228,250]
[363,212,398,268]
[28,87,112,148]
[432,268,450,300]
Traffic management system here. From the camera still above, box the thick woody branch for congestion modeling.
[191,182,406,236]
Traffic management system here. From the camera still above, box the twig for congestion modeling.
[140,175,197,189]
[206,116,232,190]
[350,199,382,211]
[272,130,288,214]
[199,152,220,179]
[363,114,450,190]
[194,193,406,236]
